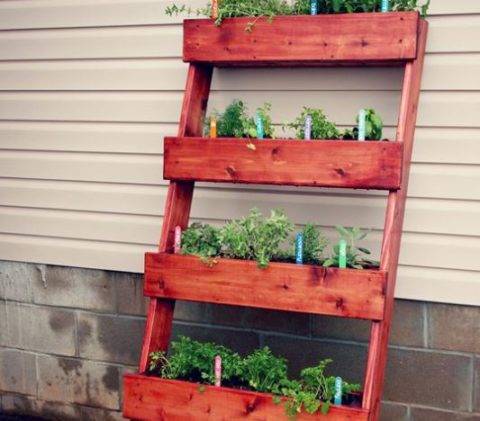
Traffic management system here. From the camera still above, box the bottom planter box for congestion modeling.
[124,374,369,420]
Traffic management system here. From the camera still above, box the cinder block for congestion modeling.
[77,312,145,365]
[428,302,480,353]
[384,348,472,411]
[262,334,367,383]
[32,265,116,312]
[410,406,480,421]
[115,272,147,316]
[175,301,310,335]
[475,357,480,412]
[380,401,409,421]
[37,355,121,410]
[6,302,75,356]
[0,348,36,395]
[312,299,425,347]
[0,261,37,303]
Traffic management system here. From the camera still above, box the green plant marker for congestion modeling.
[255,112,264,139]
[358,109,366,141]
[334,377,342,405]
[381,0,390,12]
[339,239,347,268]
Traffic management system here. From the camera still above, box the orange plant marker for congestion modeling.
[210,118,217,138]
[211,0,218,19]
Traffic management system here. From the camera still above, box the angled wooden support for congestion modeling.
[363,20,428,420]
[139,63,213,373]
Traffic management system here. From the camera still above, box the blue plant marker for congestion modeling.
[296,233,303,264]
[304,115,312,140]
[256,112,264,139]
[334,377,342,405]
[358,109,366,141]
[339,239,347,269]
[381,0,390,12]
[310,0,318,15]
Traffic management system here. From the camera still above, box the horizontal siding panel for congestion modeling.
[0,181,479,237]
[0,233,478,306]
[0,91,479,128]
[0,16,478,60]
[0,151,478,200]
[1,122,480,166]
[1,54,479,91]
[0,0,475,30]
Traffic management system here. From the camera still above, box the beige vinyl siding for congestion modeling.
[0,0,479,306]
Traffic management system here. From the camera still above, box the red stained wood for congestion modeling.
[184,13,419,66]
[164,137,403,190]
[363,21,428,420]
[144,253,386,321]
[124,374,369,421]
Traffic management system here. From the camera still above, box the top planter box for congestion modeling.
[183,12,420,66]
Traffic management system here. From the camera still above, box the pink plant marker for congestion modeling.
[174,226,182,254]
[214,355,222,387]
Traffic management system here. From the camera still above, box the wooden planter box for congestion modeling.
[184,12,419,66]
[164,137,403,190]
[144,253,387,321]
[124,374,369,420]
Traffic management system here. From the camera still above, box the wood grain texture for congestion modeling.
[164,137,403,190]
[363,21,429,420]
[144,253,387,321]
[184,13,419,66]
[123,374,369,421]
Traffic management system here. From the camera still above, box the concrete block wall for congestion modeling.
[0,260,479,420]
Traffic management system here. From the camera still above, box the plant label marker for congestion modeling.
[211,0,218,19]
[295,232,303,264]
[255,112,264,139]
[214,355,222,387]
[334,377,343,405]
[310,0,318,15]
[381,0,390,12]
[210,117,217,138]
[304,115,312,140]
[339,239,347,268]
[358,109,366,141]
[174,226,182,254]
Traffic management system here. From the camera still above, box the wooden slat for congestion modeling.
[144,253,386,321]
[164,137,403,190]
[184,13,419,66]
[123,374,369,421]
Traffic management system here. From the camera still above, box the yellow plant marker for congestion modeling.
[210,118,217,138]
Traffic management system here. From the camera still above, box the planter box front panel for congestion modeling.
[144,253,387,321]
[183,13,419,66]
[124,374,369,421]
[164,137,403,190]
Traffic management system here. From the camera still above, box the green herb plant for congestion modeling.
[205,100,275,138]
[149,336,361,418]
[180,222,221,261]
[284,107,341,140]
[323,226,378,269]
[342,108,383,140]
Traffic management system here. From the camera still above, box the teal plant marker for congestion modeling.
[295,233,303,264]
[339,239,347,268]
[334,377,342,405]
[381,0,390,12]
[255,112,264,139]
[304,115,312,140]
[310,0,318,15]
[358,109,366,141]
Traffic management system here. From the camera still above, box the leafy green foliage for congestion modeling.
[181,223,221,260]
[343,108,383,141]
[323,226,378,269]
[149,337,361,418]
[204,100,275,138]
[220,208,294,268]
[165,0,431,27]
[285,107,341,140]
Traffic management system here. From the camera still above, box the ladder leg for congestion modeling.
[363,21,428,420]
[139,64,213,373]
